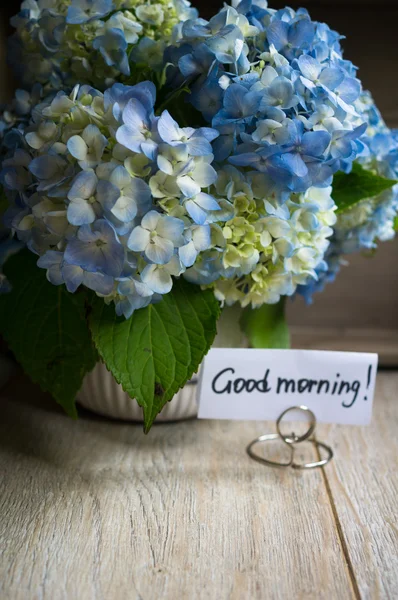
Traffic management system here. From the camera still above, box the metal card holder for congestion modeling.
[247,406,333,470]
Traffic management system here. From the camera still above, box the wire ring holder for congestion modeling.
[247,406,334,470]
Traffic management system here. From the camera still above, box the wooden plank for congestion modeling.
[0,377,355,600]
[316,372,398,599]
[290,327,398,367]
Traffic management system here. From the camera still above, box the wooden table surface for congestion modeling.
[1,372,397,600]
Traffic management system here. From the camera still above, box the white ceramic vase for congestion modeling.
[77,306,248,422]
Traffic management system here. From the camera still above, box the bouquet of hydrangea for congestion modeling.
[0,0,397,430]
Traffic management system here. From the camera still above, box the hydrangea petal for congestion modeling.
[83,271,114,295]
[127,226,151,252]
[196,192,221,211]
[68,170,97,201]
[185,199,208,225]
[96,180,121,211]
[179,240,197,267]
[116,127,143,153]
[158,111,181,145]
[156,215,185,241]
[141,210,160,231]
[298,55,321,81]
[192,225,211,251]
[67,136,88,161]
[123,98,148,131]
[67,198,96,226]
[192,162,218,187]
[281,153,308,177]
[141,264,173,294]
[178,175,201,198]
[62,263,84,293]
[146,237,174,264]
[29,156,60,180]
[109,165,131,190]
[111,195,138,223]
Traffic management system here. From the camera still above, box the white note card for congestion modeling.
[197,349,378,425]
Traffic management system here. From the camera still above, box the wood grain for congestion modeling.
[1,373,397,599]
[318,372,398,599]
[0,377,354,600]
[290,327,398,367]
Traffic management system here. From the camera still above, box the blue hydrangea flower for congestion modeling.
[166,1,368,198]
[206,25,245,66]
[93,28,130,77]
[0,80,223,313]
[156,148,218,199]
[64,220,125,277]
[179,224,211,267]
[116,97,158,159]
[37,250,115,295]
[66,0,114,25]
[106,12,143,45]
[141,255,184,294]
[297,55,343,94]
[127,211,185,264]
[115,278,154,319]
[2,2,396,318]
[105,81,157,122]
[157,111,219,156]
[212,83,261,128]
[10,0,197,90]
[106,166,152,223]
[67,170,102,226]
[67,125,108,170]
[28,154,73,194]
[259,75,299,111]
[266,14,315,58]
[229,121,332,192]
[184,192,221,225]
[298,93,398,302]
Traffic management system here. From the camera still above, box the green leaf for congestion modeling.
[332,162,397,214]
[394,216,398,232]
[89,278,221,432]
[240,299,290,349]
[0,249,97,417]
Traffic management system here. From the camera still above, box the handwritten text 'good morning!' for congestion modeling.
[211,368,372,409]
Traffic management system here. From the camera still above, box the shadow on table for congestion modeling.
[1,371,309,492]
[0,371,211,463]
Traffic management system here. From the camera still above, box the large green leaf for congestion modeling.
[0,249,97,417]
[89,278,221,432]
[240,299,290,349]
[332,162,397,213]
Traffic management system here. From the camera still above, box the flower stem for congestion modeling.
[240,298,290,349]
